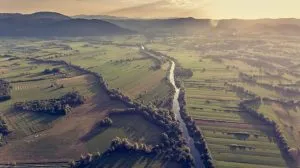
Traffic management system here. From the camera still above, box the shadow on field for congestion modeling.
[79,123,108,142]
[4,109,60,138]
[238,111,276,138]
[86,152,174,168]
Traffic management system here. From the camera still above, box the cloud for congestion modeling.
[2,0,299,18]
[168,0,195,8]
[104,0,206,18]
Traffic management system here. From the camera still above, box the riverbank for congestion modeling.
[169,61,204,168]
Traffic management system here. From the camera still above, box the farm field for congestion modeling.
[78,151,181,168]
[0,38,175,167]
[1,32,300,168]
[86,114,165,153]
[254,101,300,151]
[0,39,172,106]
[184,59,289,168]
[3,6,300,168]
[147,34,300,167]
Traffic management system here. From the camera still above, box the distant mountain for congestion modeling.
[99,17,300,35]
[27,12,71,20]
[0,12,134,37]
[1,12,300,37]
[0,12,70,21]
[103,17,211,34]
[216,18,300,35]
[73,15,130,20]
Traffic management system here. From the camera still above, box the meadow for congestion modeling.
[147,34,300,167]
[1,33,300,167]
[0,37,175,167]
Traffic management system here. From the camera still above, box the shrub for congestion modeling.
[99,117,113,127]
[43,68,60,74]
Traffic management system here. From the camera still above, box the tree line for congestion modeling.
[175,67,193,79]
[71,137,154,168]
[225,82,256,98]
[178,88,215,168]
[76,107,195,167]
[14,91,84,115]
[240,98,295,164]
[0,79,11,102]
[239,72,300,98]
[0,118,9,135]
[0,117,10,146]
[29,57,196,167]
[170,57,214,168]
[107,108,195,167]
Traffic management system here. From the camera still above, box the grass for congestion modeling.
[147,43,291,167]
[136,76,172,106]
[256,101,300,149]
[233,82,280,98]
[0,59,99,137]
[90,60,167,99]
[1,38,172,106]
[39,43,171,103]
[2,34,300,167]
[215,161,285,168]
[0,37,173,165]
[82,151,181,168]
[86,114,164,153]
[196,109,288,167]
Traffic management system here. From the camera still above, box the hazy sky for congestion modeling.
[1,0,300,19]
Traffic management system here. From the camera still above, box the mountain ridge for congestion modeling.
[0,12,134,37]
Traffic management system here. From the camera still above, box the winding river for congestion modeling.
[169,61,203,168]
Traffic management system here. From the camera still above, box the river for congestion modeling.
[169,61,203,168]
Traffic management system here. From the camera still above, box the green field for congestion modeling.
[146,34,300,167]
[0,59,94,136]
[1,39,172,106]
[0,38,173,166]
[86,114,164,153]
[1,33,300,167]
[255,101,300,149]
[79,151,181,168]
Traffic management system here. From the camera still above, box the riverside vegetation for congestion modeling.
[0,28,300,168]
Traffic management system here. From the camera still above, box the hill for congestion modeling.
[73,15,130,20]
[74,15,300,35]
[0,12,134,37]
[102,17,211,34]
[216,18,300,35]
[0,12,70,21]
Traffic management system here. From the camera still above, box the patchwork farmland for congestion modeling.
[147,34,300,168]
[1,28,300,168]
[0,37,188,168]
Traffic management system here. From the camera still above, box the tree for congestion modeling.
[43,68,60,74]
[161,132,169,142]
[99,117,113,127]
[69,160,76,168]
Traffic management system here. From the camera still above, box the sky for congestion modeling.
[1,0,300,19]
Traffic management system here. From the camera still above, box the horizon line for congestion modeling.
[1,11,300,20]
